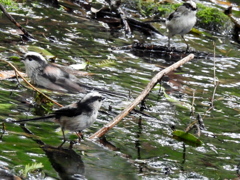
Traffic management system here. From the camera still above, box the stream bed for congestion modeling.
[0,0,240,179]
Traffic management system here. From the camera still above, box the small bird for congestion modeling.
[22,51,127,97]
[166,0,197,51]
[22,51,86,93]
[12,91,104,148]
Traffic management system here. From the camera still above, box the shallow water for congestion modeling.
[0,0,240,179]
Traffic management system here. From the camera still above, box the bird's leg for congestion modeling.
[76,131,84,143]
[67,131,83,149]
[167,36,171,49]
[181,35,189,52]
[58,127,66,148]
[69,140,77,149]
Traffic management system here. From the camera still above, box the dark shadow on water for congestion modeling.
[42,145,86,180]
[20,124,86,179]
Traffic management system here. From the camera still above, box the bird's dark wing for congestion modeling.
[54,100,93,118]
[167,11,181,21]
[77,101,92,112]
[167,12,175,21]
[54,103,84,118]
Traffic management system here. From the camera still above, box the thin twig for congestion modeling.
[0,3,33,38]
[210,41,219,108]
[210,81,219,108]
[90,54,195,139]
[185,42,219,137]
[0,123,6,140]
[0,59,62,107]
[213,42,216,85]
[190,89,195,116]
[201,41,219,118]
[195,124,201,137]
[185,119,197,133]
[197,113,205,130]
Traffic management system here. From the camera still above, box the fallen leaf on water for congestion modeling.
[0,70,26,80]
[54,64,94,76]
[172,130,203,147]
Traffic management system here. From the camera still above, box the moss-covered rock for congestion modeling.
[196,3,232,34]
[157,3,180,17]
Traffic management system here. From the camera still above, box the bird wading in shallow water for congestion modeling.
[22,51,86,93]
[12,91,104,148]
[22,51,127,97]
[166,0,197,51]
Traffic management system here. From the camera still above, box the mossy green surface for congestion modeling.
[196,3,231,33]
[0,0,19,13]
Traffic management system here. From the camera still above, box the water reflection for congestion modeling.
[16,123,138,180]
[43,145,85,180]
[20,124,86,180]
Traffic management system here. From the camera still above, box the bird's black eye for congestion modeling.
[183,3,197,11]
[97,97,104,102]
[26,56,34,61]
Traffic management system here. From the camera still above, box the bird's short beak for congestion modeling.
[20,57,25,61]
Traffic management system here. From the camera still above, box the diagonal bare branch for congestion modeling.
[90,53,195,139]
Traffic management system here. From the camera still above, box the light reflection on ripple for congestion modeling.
[222,165,237,172]
[1,1,240,179]
[222,133,240,139]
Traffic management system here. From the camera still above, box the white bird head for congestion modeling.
[80,91,104,111]
[183,1,197,12]
[22,52,48,77]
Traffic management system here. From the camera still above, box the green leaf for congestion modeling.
[0,103,14,110]
[96,59,116,67]
[20,162,44,178]
[26,46,55,60]
[172,130,203,147]
[8,56,21,60]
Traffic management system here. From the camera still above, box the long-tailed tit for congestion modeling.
[12,91,104,148]
[166,1,197,51]
[22,51,87,93]
[22,52,126,97]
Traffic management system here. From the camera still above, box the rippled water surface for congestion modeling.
[0,0,240,179]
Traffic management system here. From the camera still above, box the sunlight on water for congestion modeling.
[0,0,239,179]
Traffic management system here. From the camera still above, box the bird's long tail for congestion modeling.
[10,115,55,123]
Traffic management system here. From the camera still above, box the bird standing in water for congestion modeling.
[166,0,197,51]
[22,51,86,93]
[22,51,127,97]
[12,91,104,148]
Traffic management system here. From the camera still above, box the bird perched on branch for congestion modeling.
[22,51,126,97]
[12,91,104,148]
[166,0,197,51]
